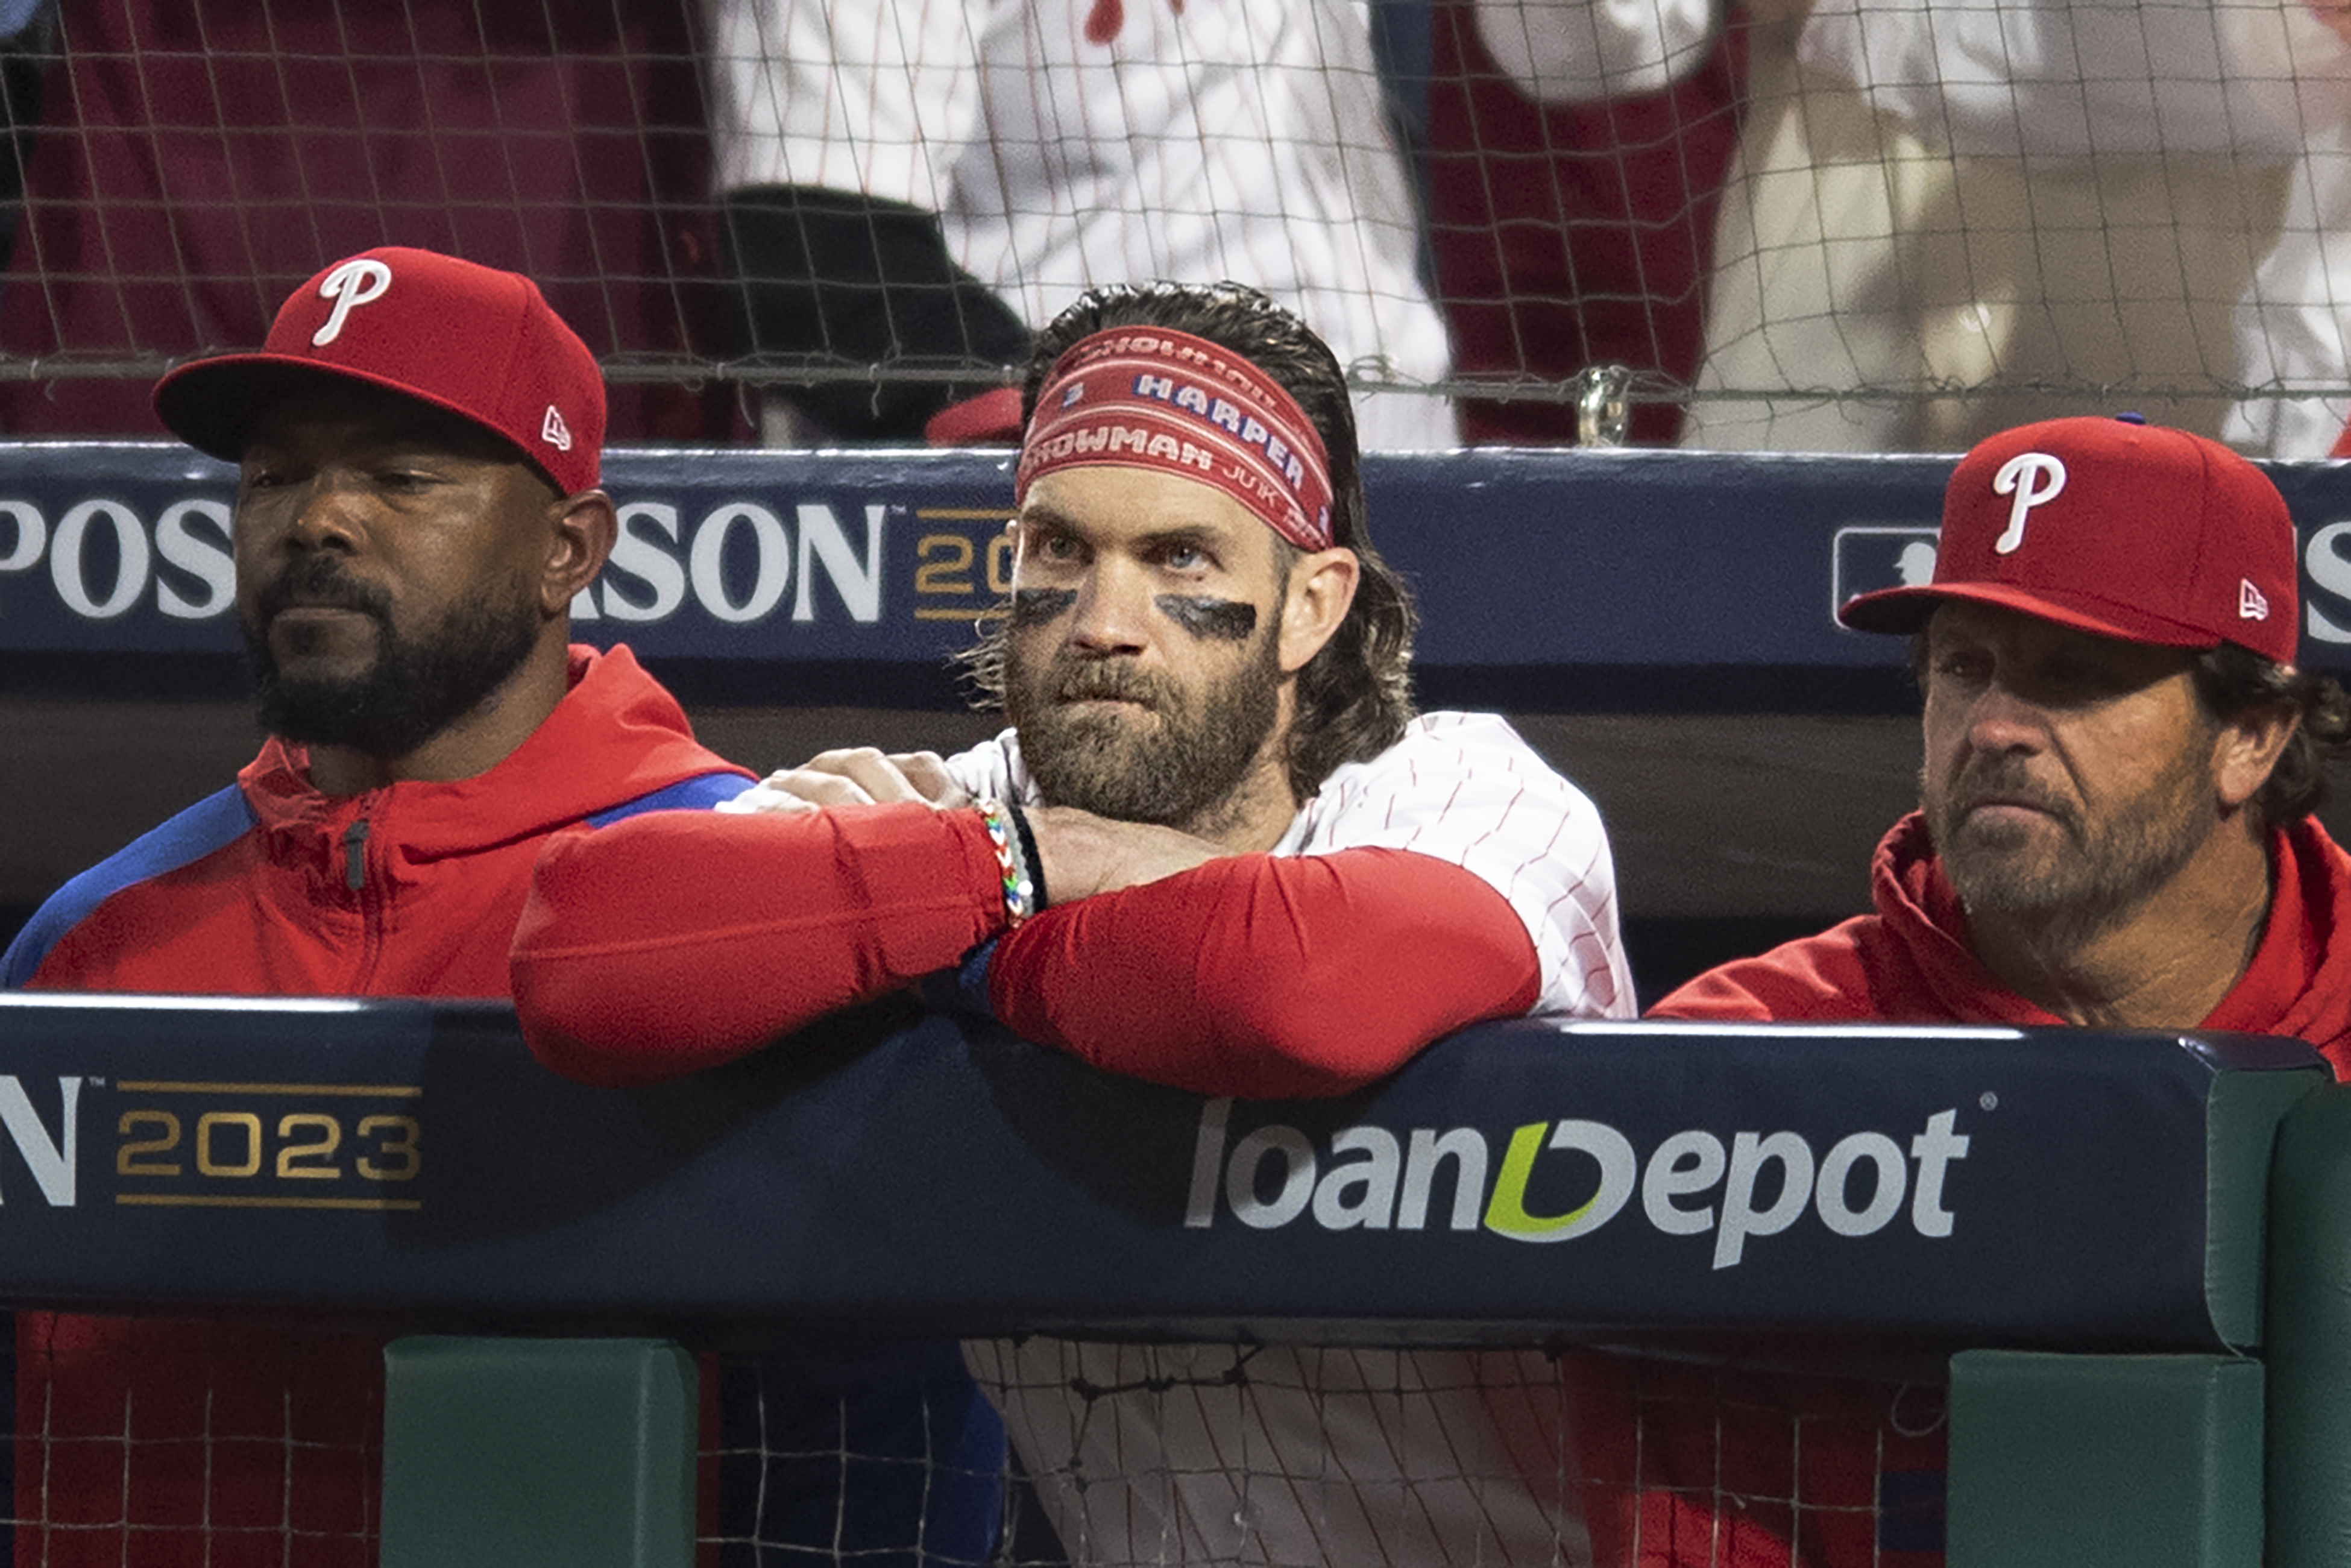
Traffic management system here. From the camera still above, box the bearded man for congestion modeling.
[1651,413,2351,1057]
[5,246,754,994]
[511,280,1633,1567]
[1,247,1001,1568]
[1593,414,2351,1568]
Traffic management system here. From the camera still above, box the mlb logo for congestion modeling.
[1059,380,1086,409]
[1831,525,1939,628]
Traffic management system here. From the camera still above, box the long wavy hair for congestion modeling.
[962,281,1417,800]
[2191,643,2351,825]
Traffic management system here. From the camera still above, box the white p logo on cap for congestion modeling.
[1991,452,2067,555]
[312,258,393,347]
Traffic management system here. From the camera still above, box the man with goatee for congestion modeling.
[1651,413,2351,1056]
[2,246,998,1568]
[1601,414,2351,1568]
[512,280,1635,1567]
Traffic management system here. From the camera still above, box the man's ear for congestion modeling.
[2214,701,2301,811]
[543,490,618,616]
[1278,547,1359,675]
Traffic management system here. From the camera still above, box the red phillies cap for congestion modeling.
[153,246,605,496]
[1839,414,2299,666]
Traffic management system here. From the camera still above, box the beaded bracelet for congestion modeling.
[977,797,1039,927]
[1006,799,1047,911]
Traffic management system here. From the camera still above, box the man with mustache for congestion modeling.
[1651,413,2351,1052]
[1601,415,2351,1568]
[511,280,1634,1566]
[4,245,754,994]
[0,247,999,1567]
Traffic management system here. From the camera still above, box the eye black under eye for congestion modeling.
[1011,587,1078,628]
[1155,595,1256,641]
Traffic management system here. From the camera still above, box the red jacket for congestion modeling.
[1606,810,2351,1568]
[4,644,749,1567]
[8,644,747,995]
[1649,811,2351,1069]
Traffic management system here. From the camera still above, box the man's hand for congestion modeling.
[714,757,1224,904]
[1025,805,1225,903]
[718,748,970,814]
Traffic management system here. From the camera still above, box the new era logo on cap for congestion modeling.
[1839,415,2300,666]
[153,246,606,497]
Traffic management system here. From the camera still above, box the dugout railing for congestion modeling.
[14,440,2351,988]
[16,441,2351,713]
[0,993,2337,1568]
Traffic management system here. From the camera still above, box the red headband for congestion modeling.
[1016,327,1335,552]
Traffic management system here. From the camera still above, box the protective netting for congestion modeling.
[0,0,2341,455]
[2,1315,1948,1567]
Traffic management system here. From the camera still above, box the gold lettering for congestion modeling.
[356,1115,421,1183]
[914,533,977,597]
[195,1111,263,1178]
[116,1110,182,1178]
[275,1113,342,1180]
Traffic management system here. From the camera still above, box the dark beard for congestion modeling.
[1925,745,2213,935]
[1006,629,1283,830]
[241,555,541,759]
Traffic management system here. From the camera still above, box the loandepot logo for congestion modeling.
[1182,1099,1969,1270]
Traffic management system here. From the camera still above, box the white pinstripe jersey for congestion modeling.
[947,709,1635,1022]
[1745,0,2351,456]
[964,1338,1598,1568]
[954,712,1626,1566]
[705,0,1456,450]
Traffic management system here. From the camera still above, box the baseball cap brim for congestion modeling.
[1839,579,2227,650]
[153,353,555,483]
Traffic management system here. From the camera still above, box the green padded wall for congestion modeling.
[1948,1350,2261,1568]
[380,1335,696,1568]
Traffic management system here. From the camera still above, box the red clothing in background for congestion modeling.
[0,0,725,442]
[1650,810,2351,1069]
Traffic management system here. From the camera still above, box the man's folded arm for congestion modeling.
[512,802,1009,1085]
[984,847,1540,1098]
[515,808,1541,1097]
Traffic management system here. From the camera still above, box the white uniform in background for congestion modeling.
[965,1340,1596,1568]
[1788,0,2351,456]
[1474,0,2351,455]
[707,0,1458,450]
[2227,115,2351,456]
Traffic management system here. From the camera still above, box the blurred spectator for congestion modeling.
[1473,0,2351,453]
[2254,118,2351,458]
[1431,0,1743,444]
[0,0,725,442]
[1681,0,2351,452]
[704,0,1458,448]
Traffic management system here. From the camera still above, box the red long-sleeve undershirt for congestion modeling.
[512,801,1541,1098]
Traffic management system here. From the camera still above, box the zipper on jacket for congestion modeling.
[343,817,371,892]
